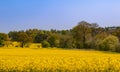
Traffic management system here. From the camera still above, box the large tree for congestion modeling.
[0,33,10,46]
[0,34,4,46]
[17,32,33,47]
[47,33,60,47]
[9,31,19,41]
[72,21,92,48]
[59,35,76,48]
[34,32,48,43]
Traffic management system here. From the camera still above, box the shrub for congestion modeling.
[98,35,119,51]
[0,35,4,46]
[41,41,50,48]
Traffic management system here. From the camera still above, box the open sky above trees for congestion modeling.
[0,0,120,33]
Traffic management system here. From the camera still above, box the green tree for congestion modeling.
[41,40,50,48]
[59,35,76,48]
[98,35,119,51]
[0,33,10,47]
[34,32,48,43]
[26,29,41,42]
[0,34,4,46]
[8,31,19,41]
[111,27,120,41]
[72,21,92,48]
[93,32,108,49]
[17,32,33,47]
[47,34,60,47]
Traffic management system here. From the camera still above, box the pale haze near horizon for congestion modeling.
[0,0,120,33]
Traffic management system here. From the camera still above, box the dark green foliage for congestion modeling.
[9,31,18,41]
[34,32,48,43]
[0,35,4,46]
[59,35,76,48]
[41,41,50,48]
[47,34,60,47]
[17,32,33,47]
[0,33,9,46]
[26,29,41,41]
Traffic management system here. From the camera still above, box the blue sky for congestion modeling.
[0,0,120,33]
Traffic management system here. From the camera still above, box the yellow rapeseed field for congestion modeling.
[0,47,120,72]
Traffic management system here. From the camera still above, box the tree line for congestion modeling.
[1,21,120,52]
